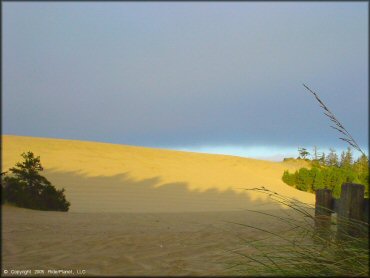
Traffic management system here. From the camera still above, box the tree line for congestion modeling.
[282,147,369,198]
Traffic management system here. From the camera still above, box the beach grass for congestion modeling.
[227,188,369,276]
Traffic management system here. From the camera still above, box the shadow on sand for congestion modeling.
[43,169,283,213]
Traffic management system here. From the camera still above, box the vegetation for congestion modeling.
[298,147,310,159]
[229,85,368,275]
[1,151,70,211]
[228,188,369,276]
[282,147,369,198]
[303,84,366,157]
[282,85,369,198]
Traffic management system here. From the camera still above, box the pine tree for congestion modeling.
[298,147,310,160]
[312,146,319,160]
[326,148,339,167]
[342,147,353,169]
[312,168,324,191]
[319,152,326,166]
[2,152,70,211]
[353,154,369,196]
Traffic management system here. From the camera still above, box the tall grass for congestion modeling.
[303,84,367,158]
[225,85,368,275]
[227,187,369,276]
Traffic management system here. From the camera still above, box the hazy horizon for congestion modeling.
[3,134,367,162]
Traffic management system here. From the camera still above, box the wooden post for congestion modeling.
[337,183,366,239]
[363,199,369,223]
[315,189,333,236]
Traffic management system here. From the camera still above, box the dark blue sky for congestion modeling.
[3,2,368,160]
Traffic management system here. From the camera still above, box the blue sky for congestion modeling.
[3,2,368,160]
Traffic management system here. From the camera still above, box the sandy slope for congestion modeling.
[2,135,315,275]
[2,135,313,212]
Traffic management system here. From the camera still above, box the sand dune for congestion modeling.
[2,135,315,275]
[2,135,313,212]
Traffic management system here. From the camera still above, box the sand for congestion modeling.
[2,135,313,212]
[1,135,315,275]
[2,205,309,276]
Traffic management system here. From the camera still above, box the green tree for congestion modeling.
[2,152,70,211]
[340,147,353,169]
[295,168,311,191]
[312,168,324,191]
[282,170,295,186]
[283,145,368,197]
[298,147,310,160]
[326,148,339,167]
[353,154,369,197]
[312,146,319,160]
[318,152,326,166]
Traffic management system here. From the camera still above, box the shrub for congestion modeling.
[2,152,70,211]
[282,161,369,198]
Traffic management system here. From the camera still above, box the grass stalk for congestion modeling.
[228,187,369,276]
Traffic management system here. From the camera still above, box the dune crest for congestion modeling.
[2,135,314,212]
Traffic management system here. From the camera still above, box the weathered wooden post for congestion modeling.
[363,199,369,223]
[315,189,333,237]
[337,183,367,239]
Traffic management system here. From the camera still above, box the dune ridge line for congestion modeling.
[2,135,314,212]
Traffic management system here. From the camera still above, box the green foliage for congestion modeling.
[282,170,294,186]
[298,147,310,159]
[296,168,312,192]
[312,145,319,160]
[326,148,339,167]
[340,147,353,169]
[2,152,70,211]
[282,148,369,198]
[229,188,369,277]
